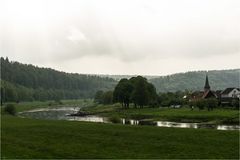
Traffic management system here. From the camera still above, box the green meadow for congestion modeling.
[83,104,240,124]
[1,115,239,159]
[1,100,239,159]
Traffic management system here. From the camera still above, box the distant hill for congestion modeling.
[1,57,239,102]
[0,57,116,102]
[149,69,240,92]
[96,74,159,80]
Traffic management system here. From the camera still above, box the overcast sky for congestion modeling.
[1,0,240,75]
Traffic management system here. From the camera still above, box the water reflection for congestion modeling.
[157,121,198,129]
[19,107,240,131]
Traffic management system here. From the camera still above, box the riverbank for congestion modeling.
[82,103,240,125]
[1,115,239,159]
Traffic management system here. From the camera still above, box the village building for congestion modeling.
[189,74,239,107]
[219,88,240,105]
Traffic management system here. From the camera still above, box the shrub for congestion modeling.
[195,99,207,110]
[4,104,16,115]
[206,98,218,111]
[109,116,121,123]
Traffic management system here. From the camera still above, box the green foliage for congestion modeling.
[94,90,104,103]
[1,57,116,102]
[94,90,113,104]
[206,98,218,111]
[113,78,133,108]
[150,69,240,92]
[84,104,239,124]
[108,116,121,123]
[191,99,218,111]
[4,104,16,115]
[113,76,157,108]
[195,99,207,110]
[231,99,239,109]
[158,91,185,107]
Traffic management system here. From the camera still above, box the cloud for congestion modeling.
[67,26,87,42]
[1,0,240,74]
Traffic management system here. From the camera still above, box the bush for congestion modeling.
[195,99,207,110]
[4,104,16,115]
[109,116,121,123]
[206,98,218,111]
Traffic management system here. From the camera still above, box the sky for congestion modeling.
[1,0,240,76]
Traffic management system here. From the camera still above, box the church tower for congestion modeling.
[204,74,210,92]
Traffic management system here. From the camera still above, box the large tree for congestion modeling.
[113,79,133,108]
[113,76,157,108]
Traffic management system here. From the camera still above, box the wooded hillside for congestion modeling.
[150,69,240,92]
[1,57,116,102]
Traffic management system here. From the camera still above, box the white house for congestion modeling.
[221,88,240,99]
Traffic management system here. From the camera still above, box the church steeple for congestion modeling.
[204,74,210,92]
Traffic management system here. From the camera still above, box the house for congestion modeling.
[188,74,239,107]
[219,88,240,105]
[221,88,240,98]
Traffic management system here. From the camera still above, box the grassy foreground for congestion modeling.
[1,115,239,159]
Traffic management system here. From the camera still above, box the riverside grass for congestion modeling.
[83,104,240,124]
[1,115,239,159]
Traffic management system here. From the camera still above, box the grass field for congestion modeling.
[1,115,239,159]
[2,99,94,113]
[83,104,240,124]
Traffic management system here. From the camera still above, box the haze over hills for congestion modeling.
[149,69,240,92]
[0,57,239,102]
[96,70,240,92]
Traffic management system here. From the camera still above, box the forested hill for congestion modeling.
[1,57,239,102]
[150,69,240,92]
[0,57,116,102]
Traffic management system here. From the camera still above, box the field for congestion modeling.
[1,100,239,159]
[83,104,240,124]
[1,115,239,159]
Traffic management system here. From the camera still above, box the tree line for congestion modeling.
[95,76,158,108]
[0,57,116,103]
[94,77,239,110]
[150,69,240,92]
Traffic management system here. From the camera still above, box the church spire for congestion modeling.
[204,73,210,92]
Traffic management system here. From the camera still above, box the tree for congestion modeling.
[195,99,207,110]
[131,76,149,108]
[231,99,239,109]
[4,104,16,115]
[102,91,113,104]
[94,90,104,104]
[113,79,133,108]
[206,98,218,111]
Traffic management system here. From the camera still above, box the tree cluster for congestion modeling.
[189,98,218,110]
[94,90,113,105]
[157,91,186,107]
[113,76,158,108]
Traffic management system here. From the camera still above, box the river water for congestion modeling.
[18,107,240,131]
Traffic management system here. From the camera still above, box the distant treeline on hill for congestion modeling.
[149,69,240,92]
[1,57,239,103]
[0,57,116,102]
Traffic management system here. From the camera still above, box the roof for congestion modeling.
[215,90,222,97]
[202,90,217,99]
[221,88,240,95]
[204,75,210,90]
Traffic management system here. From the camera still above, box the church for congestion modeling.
[189,74,240,106]
[190,74,217,101]
[202,75,217,99]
